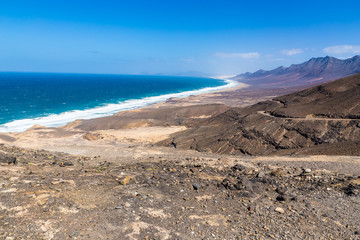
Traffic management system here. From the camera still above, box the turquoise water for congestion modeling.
[0,72,235,132]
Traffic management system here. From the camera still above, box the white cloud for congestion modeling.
[215,52,260,59]
[281,48,303,56]
[323,45,360,54]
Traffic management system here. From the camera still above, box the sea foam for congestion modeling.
[0,79,239,133]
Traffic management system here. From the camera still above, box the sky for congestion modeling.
[1,0,360,76]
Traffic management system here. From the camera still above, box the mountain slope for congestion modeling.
[233,55,360,87]
[159,74,360,155]
[271,73,360,118]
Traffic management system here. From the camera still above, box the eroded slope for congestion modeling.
[160,74,360,155]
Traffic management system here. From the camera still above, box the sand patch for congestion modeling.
[122,221,150,240]
[1,187,17,193]
[94,126,187,143]
[122,220,171,240]
[0,202,7,210]
[190,115,212,119]
[145,208,170,219]
[37,220,59,239]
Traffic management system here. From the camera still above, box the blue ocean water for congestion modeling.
[0,72,236,132]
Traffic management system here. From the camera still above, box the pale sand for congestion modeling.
[146,82,250,108]
[93,126,187,143]
[0,125,185,158]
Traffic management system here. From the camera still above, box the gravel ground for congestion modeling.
[0,144,359,240]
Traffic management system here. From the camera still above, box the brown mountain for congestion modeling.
[233,55,360,88]
[159,74,360,155]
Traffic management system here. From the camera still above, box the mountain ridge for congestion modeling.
[233,55,360,87]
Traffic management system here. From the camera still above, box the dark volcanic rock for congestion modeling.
[192,183,200,190]
[0,153,16,164]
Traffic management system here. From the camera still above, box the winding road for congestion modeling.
[257,111,360,121]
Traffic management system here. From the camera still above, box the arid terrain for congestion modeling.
[1,143,360,239]
[0,73,360,239]
[162,74,360,156]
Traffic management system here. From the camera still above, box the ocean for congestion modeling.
[0,72,236,132]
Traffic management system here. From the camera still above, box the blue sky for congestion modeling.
[1,0,360,75]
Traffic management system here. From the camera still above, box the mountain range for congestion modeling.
[233,55,360,87]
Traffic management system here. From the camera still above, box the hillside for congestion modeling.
[233,55,360,88]
[160,74,360,155]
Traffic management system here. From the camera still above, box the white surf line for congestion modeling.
[0,78,239,133]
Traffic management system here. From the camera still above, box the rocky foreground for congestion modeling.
[1,144,359,239]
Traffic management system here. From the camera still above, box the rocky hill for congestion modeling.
[233,55,360,88]
[160,74,360,155]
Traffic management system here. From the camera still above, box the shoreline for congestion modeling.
[0,77,242,133]
[141,80,249,109]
